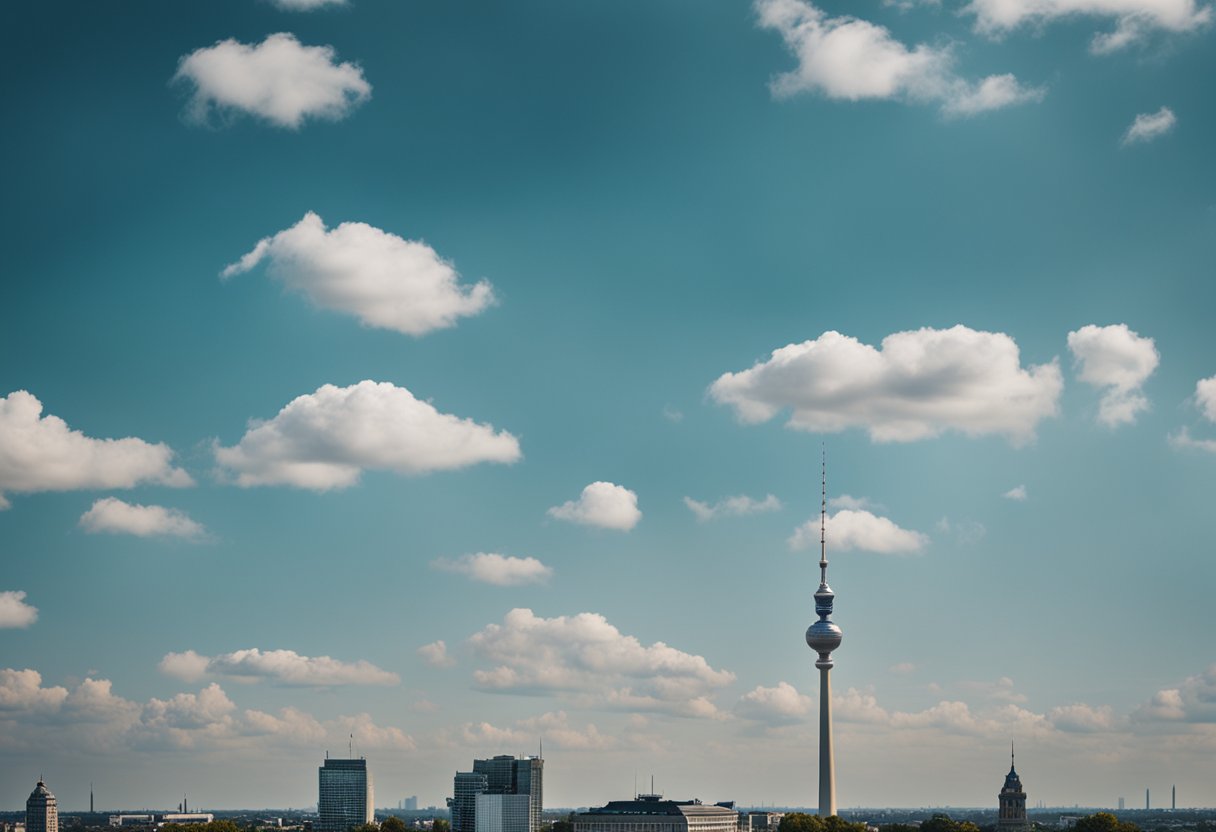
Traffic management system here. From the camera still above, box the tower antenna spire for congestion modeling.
[820,445,827,584]
[806,445,841,817]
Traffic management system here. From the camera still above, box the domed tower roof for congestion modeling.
[29,781,55,800]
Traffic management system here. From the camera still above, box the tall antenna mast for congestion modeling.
[820,445,827,585]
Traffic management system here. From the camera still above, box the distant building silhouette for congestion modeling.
[998,747,1028,830]
[318,757,373,832]
[27,780,59,832]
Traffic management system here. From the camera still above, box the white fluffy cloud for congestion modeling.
[450,710,620,751]
[79,498,205,539]
[736,682,814,724]
[1049,703,1118,732]
[1195,375,1216,421]
[710,326,1062,443]
[418,640,457,668]
[1133,665,1216,722]
[1123,106,1178,145]
[1003,485,1028,501]
[684,493,782,521]
[1170,428,1216,453]
[174,33,370,128]
[213,380,521,490]
[548,482,642,530]
[1067,324,1159,427]
[0,592,38,629]
[432,553,553,586]
[0,390,191,509]
[222,212,495,336]
[790,509,929,554]
[0,670,410,753]
[467,608,735,717]
[756,0,1044,116]
[271,0,347,9]
[158,648,399,686]
[965,0,1211,53]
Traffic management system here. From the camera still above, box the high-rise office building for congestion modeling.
[574,795,738,832]
[452,755,543,832]
[805,459,842,817]
[998,747,1028,830]
[318,758,373,832]
[451,772,489,832]
[27,780,59,832]
[1118,798,1125,811]
[475,795,531,832]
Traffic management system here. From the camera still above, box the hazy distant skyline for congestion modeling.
[3,0,1216,815]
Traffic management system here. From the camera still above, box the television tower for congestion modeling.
[806,451,842,817]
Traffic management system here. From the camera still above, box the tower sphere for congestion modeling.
[806,619,842,655]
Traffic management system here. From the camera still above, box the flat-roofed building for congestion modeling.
[318,757,374,832]
[575,795,739,832]
[475,794,531,832]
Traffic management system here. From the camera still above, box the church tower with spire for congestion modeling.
[998,745,1028,829]
[805,452,842,817]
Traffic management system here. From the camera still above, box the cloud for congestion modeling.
[158,648,399,686]
[790,509,928,554]
[174,33,370,128]
[0,390,191,509]
[889,662,917,675]
[935,516,987,544]
[270,0,347,10]
[418,640,456,668]
[1170,427,1216,453]
[1133,665,1216,722]
[0,591,38,629]
[683,493,782,521]
[964,0,1211,53]
[548,482,642,530]
[662,405,684,423]
[755,0,1044,116]
[213,380,521,490]
[960,676,1027,703]
[79,498,205,539]
[449,711,620,751]
[0,669,67,712]
[710,326,1062,443]
[466,608,735,718]
[1123,107,1178,145]
[222,212,494,336]
[829,494,876,511]
[1050,703,1118,732]
[432,553,553,586]
[1196,375,1216,421]
[1067,324,1160,426]
[1004,485,1028,501]
[736,682,814,724]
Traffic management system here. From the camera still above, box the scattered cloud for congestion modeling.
[1123,107,1177,145]
[448,710,621,751]
[432,553,553,586]
[548,482,641,531]
[1004,485,1028,501]
[222,212,494,336]
[889,662,917,675]
[158,648,399,686]
[174,33,370,128]
[684,493,782,521]
[935,516,987,545]
[0,390,191,509]
[79,498,205,539]
[790,509,928,554]
[418,640,456,668]
[1194,374,1216,422]
[0,592,38,629]
[662,405,684,423]
[829,494,877,511]
[755,0,1044,116]
[736,682,813,724]
[1050,703,1118,732]
[960,676,1027,703]
[710,326,1062,443]
[1067,324,1159,427]
[466,608,735,718]
[964,0,1211,53]
[213,380,521,490]
[1133,665,1216,722]
[0,670,411,753]
[270,0,348,10]
[1170,428,1216,453]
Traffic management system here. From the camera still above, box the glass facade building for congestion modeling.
[451,756,543,832]
[475,794,531,832]
[318,758,374,832]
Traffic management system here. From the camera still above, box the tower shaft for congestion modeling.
[818,666,836,816]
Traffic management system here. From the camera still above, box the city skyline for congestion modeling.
[3,0,1216,814]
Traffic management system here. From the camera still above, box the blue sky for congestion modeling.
[2,0,1216,814]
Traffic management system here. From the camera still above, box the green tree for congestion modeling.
[433,820,451,832]
[352,824,380,832]
[780,813,826,832]
[919,815,979,832]
[824,817,868,832]
[1074,814,1139,832]
[382,818,408,832]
